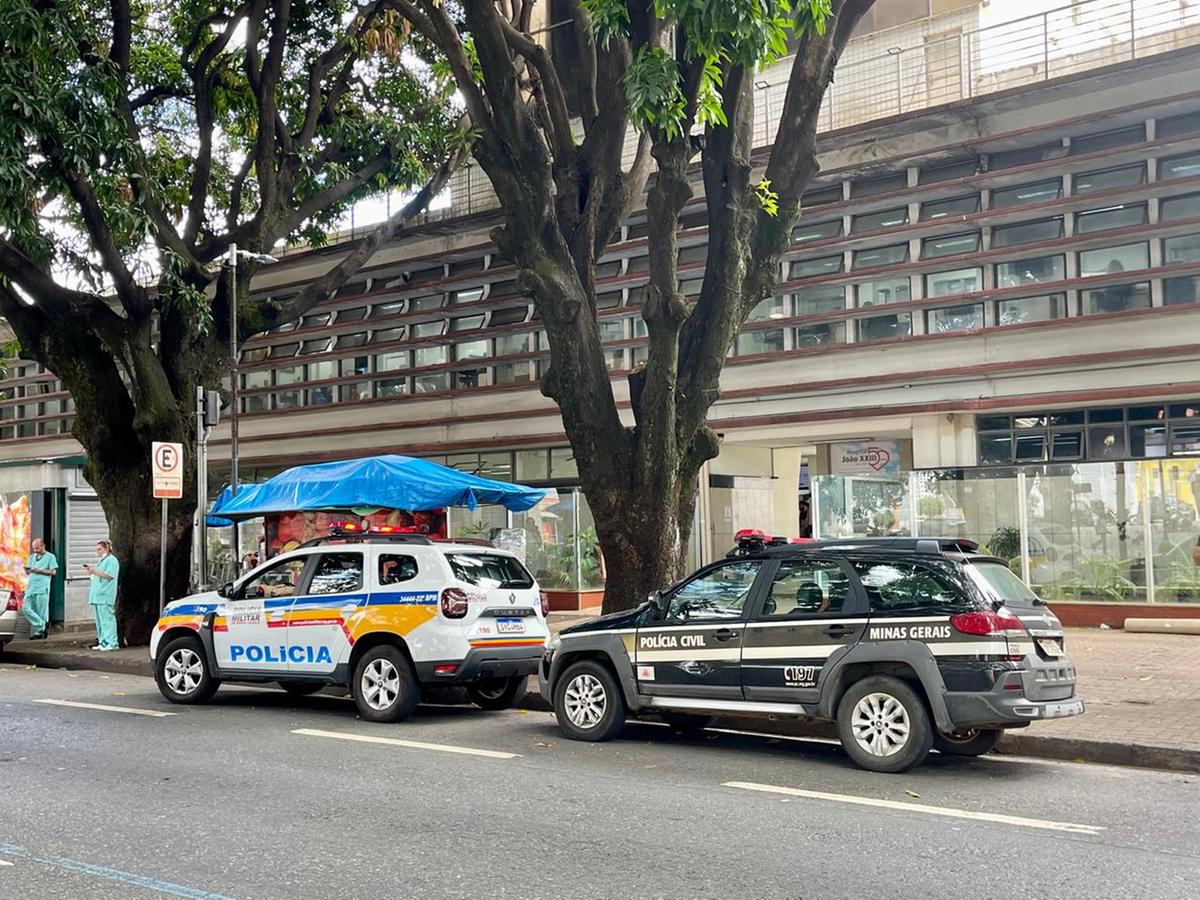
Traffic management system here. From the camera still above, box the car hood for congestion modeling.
[560,604,646,636]
[163,590,221,614]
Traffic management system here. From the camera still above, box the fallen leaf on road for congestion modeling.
[643,765,657,769]
[66,673,78,678]
[535,741,552,748]
[1138,675,1153,682]
[112,691,126,696]
[904,789,921,799]
[516,709,529,715]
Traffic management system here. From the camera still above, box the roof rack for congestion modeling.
[728,534,980,558]
[297,533,434,549]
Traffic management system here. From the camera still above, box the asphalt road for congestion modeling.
[1,666,1197,900]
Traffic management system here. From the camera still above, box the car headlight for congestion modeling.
[547,633,562,655]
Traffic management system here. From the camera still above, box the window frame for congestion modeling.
[307,551,366,596]
[657,559,767,624]
[748,557,864,620]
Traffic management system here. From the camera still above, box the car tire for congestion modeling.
[553,660,625,742]
[467,675,526,711]
[279,681,325,698]
[155,636,220,705]
[659,712,717,733]
[934,727,1004,757]
[836,675,934,774]
[352,645,420,723]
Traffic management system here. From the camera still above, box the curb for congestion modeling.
[9,651,1200,775]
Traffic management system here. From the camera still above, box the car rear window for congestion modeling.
[445,552,534,589]
[964,561,1046,609]
[850,559,976,613]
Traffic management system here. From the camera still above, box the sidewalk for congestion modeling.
[5,620,1198,773]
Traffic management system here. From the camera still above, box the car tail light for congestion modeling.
[540,590,550,617]
[950,609,1024,635]
[434,664,458,676]
[440,587,469,619]
[5,595,18,611]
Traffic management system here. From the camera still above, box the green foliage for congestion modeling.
[987,526,1022,561]
[917,494,947,518]
[1158,561,1200,602]
[755,179,780,217]
[580,0,631,49]
[623,47,686,139]
[541,527,602,589]
[1052,557,1136,602]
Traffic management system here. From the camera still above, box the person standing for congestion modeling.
[22,537,57,640]
[84,540,120,651]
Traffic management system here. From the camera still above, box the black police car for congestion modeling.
[539,533,1082,773]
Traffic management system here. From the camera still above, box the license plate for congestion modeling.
[1044,699,1083,718]
[1037,637,1062,657]
[496,618,525,634]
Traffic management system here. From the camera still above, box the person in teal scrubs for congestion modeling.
[85,540,120,651]
[22,537,57,640]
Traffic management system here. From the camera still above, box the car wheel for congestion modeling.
[155,636,220,705]
[659,712,717,733]
[836,675,933,773]
[553,660,625,742]
[279,681,325,698]
[934,727,1004,757]
[352,645,420,723]
[467,675,526,711]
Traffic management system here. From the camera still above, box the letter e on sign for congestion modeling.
[152,441,185,499]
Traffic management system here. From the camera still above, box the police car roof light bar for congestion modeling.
[298,533,434,548]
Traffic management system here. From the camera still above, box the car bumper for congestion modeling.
[414,645,543,685]
[943,692,1085,729]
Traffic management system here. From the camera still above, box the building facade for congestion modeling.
[4,0,1200,621]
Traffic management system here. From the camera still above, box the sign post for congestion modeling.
[152,441,184,614]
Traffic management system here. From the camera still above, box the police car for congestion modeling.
[540,533,1083,773]
[151,527,549,722]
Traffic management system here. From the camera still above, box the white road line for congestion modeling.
[34,699,175,718]
[291,727,520,759]
[723,781,1105,835]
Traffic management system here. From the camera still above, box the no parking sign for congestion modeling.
[152,441,184,499]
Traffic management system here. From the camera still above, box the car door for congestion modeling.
[740,556,867,705]
[634,559,766,701]
[286,550,368,676]
[215,554,312,673]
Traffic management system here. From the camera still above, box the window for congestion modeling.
[375,351,408,372]
[274,364,304,386]
[1071,124,1143,155]
[241,348,268,364]
[307,360,334,381]
[1081,281,1151,315]
[678,278,703,297]
[274,390,301,409]
[453,367,489,389]
[370,299,405,319]
[736,328,784,356]
[411,321,445,339]
[794,321,846,347]
[414,372,449,393]
[301,311,331,329]
[268,342,300,359]
[408,294,444,312]
[857,312,911,341]
[1165,275,1200,305]
[243,370,270,390]
[371,326,406,345]
[376,377,409,398]
[856,277,910,307]
[850,561,967,613]
[994,254,1065,289]
[1160,152,1200,181]
[793,285,845,315]
[1161,194,1200,222]
[596,291,622,310]
[309,553,363,595]
[241,556,308,599]
[450,287,484,305]
[1076,203,1147,234]
[991,217,1063,248]
[599,319,624,342]
[454,340,489,361]
[789,255,843,278]
[451,315,485,333]
[379,554,418,586]
[920,194,979,221]
[852,244,908,269]
[920,157,977,184]
[922,232,979,259]
[490,306,528,327]
[301,338,330,355]
[991,179,1061,209]
[761,560,849,617]
[488,279,519,300]
[626,255,650,274]
[990,143,1062,171]
[747,296,789,321]
[927,303,983,334]
[494,333,528,356]
[850,172,906,198]
[413,346,447,367]
[925,266,981,298]
[449,258,484,276]
[793,219,843,243]
[1073,164,1145,194]
[1078,242,1149,277]
[666,561,761,621]
[677,245,708,266]
[851,207,908,233]
[802,184,842,207]
[335,332,368,349]
[494,361,533,383]
[1163,234,1200,265]
[1156,111,1200,139]
[996,293,1067,325]
[337,306,367,322]
[446,553,534,589]
[340,382,372,402]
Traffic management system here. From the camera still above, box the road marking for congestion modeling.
[0,843,232,898]
[34,699,175,718]
[723,781,1105,835]
[291,727,520,759]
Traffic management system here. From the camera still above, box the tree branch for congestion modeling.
[0,238,128,339]
[496,14,574,163]
[284,149,391,233]
[295,1,382,148]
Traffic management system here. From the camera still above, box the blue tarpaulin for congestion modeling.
[207,455,547,524]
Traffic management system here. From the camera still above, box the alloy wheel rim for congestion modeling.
[563,673,607,729]
[165,648,202,695]
[362,658,400,711]
[851,692,911,757]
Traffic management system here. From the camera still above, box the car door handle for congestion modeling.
[712,628,740,642]
[824,625,854,638]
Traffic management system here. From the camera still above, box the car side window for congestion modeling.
[308,552,364,595]
[762,560,850,617]
[240,557,308,599]
[379,553,418,585]
[667,562,761,622]
[850,560,963,613]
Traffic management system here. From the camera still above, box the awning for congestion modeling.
[207,455,547,523]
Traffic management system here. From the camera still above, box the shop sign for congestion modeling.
[829,440,901,477]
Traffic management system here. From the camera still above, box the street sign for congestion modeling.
[152,441,184,499]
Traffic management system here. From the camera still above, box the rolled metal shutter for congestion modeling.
[67,494,109,573]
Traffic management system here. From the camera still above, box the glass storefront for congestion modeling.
[814,458,1200,603]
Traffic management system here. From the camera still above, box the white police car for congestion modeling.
[151,529,549,722]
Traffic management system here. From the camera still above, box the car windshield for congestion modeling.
[445,552,534,590]
[964,561,1046,609]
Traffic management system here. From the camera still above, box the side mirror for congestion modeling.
[218,582,234,599]
[648,590,667,618]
